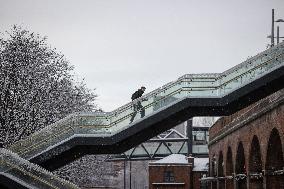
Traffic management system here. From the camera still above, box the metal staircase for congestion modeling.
[5,42,284,171]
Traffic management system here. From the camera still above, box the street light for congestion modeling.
[276,18,284,44]
[270,9,284,46]
[275,19,284,23]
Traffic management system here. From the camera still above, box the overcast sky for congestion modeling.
[1,0,284,111]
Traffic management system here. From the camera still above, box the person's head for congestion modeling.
[141,86,146,92]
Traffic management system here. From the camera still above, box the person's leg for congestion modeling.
[129,103,138,123]
[140,108,145,118]
[138,101,145,118]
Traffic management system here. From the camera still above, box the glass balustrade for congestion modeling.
[8,42,284,161]
[0,148,79,189]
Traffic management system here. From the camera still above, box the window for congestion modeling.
[205,131,209,143]
[164,171,175,182]
[193,131,206,143]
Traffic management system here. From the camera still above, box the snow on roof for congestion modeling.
[150,154,209,172]
[193,158,209,172]
[152,154,188,164]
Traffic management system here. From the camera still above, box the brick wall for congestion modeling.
[193,172,207,189]
[149,164,191,189]
[209,89,284,140]
[208,89,284,189]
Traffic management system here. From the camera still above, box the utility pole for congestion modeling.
[271,9,275,47]
[268,9,284,46]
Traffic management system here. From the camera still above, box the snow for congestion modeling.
[150,154,208,172]
[193,158,209,172]
[152,154,188,164]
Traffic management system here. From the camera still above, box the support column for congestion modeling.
[187,119,193,156]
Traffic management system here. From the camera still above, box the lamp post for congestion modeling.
[276,19,284,44]
[269,9,284,46]
[271,9,275,47]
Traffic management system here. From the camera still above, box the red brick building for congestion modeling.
[207,89,284,189]
[149,154,208,189]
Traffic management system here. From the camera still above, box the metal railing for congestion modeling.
[0,148,79,189]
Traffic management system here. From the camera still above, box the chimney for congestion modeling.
[188,154,194,168]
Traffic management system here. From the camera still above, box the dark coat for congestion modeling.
[131,89,144,101]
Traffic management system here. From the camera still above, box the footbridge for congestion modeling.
[3,42,284,174]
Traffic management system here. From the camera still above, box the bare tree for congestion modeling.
[54,155,122,188]
[0,26,126,187]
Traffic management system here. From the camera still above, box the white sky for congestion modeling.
[1,0,284,111]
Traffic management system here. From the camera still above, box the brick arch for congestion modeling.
[270,111,284,167]
[249,135,263,189]
[249,135,263,172]
[249,124,269,173]
[265,128,284,188]
[225,146,234,189]
[208,92,284,188]
[272,106,284,150]
[265,128,284,170]
[235,142,247,189]
[255,107,284,166]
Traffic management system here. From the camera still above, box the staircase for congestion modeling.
[5,42,284,171]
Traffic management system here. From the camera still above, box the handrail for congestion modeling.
[0,148,79,189]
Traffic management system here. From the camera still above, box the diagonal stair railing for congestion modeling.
[6,42,284,170]
[0,148,79,189]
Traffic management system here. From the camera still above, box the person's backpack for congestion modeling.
[131,90,139,101]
